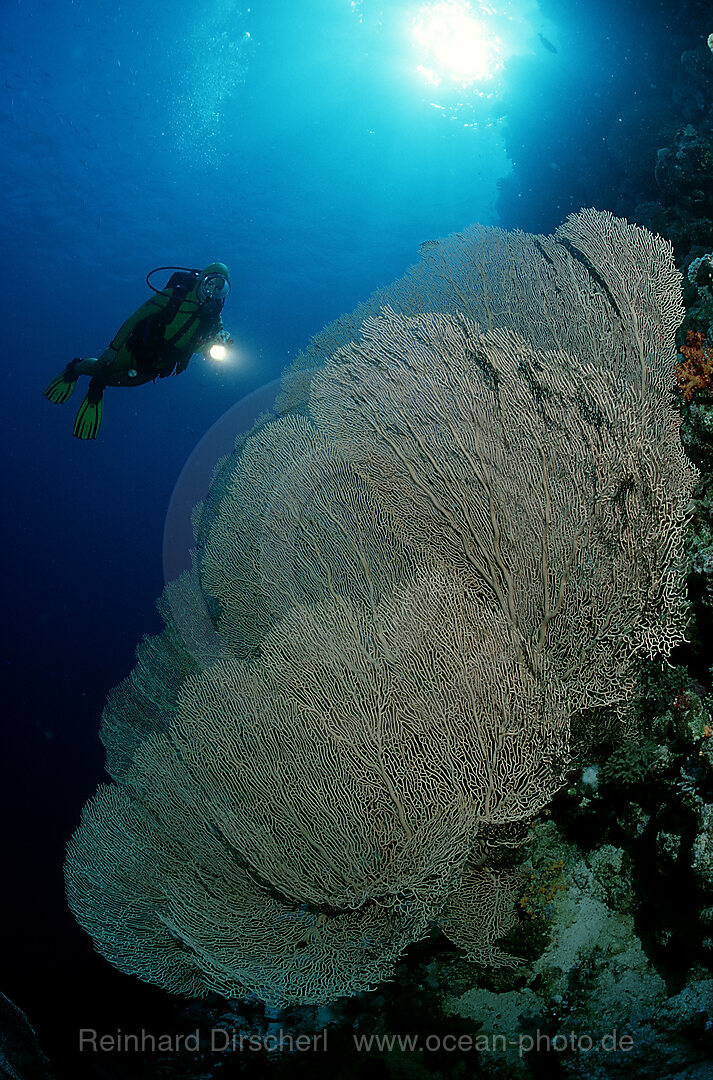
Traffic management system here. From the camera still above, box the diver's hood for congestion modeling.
[200,261,230,281]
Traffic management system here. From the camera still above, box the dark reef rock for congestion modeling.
[655,125,713,209]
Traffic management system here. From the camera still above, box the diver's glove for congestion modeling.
[202,330,234,361]
[202,330,232,352]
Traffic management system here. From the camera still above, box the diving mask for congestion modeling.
[198,272,231,303]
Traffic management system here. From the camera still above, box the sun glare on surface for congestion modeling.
[411,0,506,87]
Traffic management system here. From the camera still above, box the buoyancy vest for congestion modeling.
[116,272,224,379]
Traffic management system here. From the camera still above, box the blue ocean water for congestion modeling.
[2,0,710,1075]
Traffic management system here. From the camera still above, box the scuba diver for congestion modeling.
[44,262,232,439]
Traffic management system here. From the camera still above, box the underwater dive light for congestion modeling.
[209,343,228,361]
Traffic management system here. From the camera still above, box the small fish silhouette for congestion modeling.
[538,33,558,54]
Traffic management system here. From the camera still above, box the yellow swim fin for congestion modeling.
[73,382,104,440]
[44,365,78,404]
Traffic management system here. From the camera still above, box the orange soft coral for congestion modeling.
[674,329,713,400]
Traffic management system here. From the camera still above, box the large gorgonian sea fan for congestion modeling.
[66,210,697,1007]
